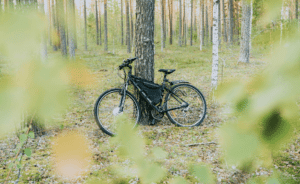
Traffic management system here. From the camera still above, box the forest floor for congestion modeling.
[0,43,299,184]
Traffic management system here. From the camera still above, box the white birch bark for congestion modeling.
[238,0,251,63]
[211,0,219,89]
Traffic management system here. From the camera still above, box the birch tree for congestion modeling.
[104,0,108,51]
[135,0,155,124]
[238,0,251,63]
[168,0,173,45]
[205,5,209,46]
[99,0,102,45]
[211,0,219,89]
[161,0,164,51]
[200,0,204,50]
[179,0,182,46]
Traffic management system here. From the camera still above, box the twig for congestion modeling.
[14,152,24,184]
[185,142,217,147]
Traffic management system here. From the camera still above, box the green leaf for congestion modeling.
[28,131,35,139]
[24,148,32,157]
[19,134,27,143]
[191,164,215,184]
[152,147,168,160]
[169,177,188,184]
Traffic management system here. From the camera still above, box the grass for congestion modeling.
[1,40,299,184]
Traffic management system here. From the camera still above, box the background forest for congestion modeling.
[0,0,300,183]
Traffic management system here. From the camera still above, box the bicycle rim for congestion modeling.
[95,89,140,135]
[166,84,206,127]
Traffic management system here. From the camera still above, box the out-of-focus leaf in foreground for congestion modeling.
[112,115,166,184]
[51,130,92,180]
[190,164,216,184]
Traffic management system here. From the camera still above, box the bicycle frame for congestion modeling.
[119,65,189,114]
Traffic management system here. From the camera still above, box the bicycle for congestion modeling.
[94,57,207,136]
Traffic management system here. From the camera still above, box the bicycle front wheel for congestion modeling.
[165,84,207,127]
[94,88,141,136]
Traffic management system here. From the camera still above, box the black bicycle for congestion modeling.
[94,57,207,136]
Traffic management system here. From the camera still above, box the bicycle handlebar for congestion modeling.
[119,57,138,70]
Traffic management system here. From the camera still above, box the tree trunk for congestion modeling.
[99,0,102,45]
[296,0,298,20]
[179,0,182,46]
[95,0,99,45]
[222,0,227,42]
[183,0,186,46]
[104,0,108,51]
[163,0,166,45]
[200,0,204,49]
[40,0,47,61]
[228,0,233,44]
[52,0,58,51]
[126,0,131,53]
[211,0,219,89]
[48,0,52,46]
[84,0,87,50]
[68,0,75,58]
[280,2,284,44]
[236,2,240,43]
[135,0,155,125]
[190,0,193,46]
[161,0,164,51]
[218,0,221,46]
[238,0,251,63]
[168,0,173,45]
[58,0,67,56]
[121,0,124,45]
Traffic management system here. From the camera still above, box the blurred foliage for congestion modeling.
[0,11,95,137]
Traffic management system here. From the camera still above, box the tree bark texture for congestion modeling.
[68,0,75,58]
[84,0,87,50]
[135,0,155,124]
[57,0,67,56]
[99,0,102,45]
[95,0,99,45]
[183,0,186,46]
[239,0,251,63]
[222,0,227,42]
[121,0,124,45]
[190,0,193,46]
[126,0,131,53]
[48,0,52,46]
[130,0,134,46]
[179,0,182,46]
[52,0,57,51]
[104,0,108,51]
[296,0,298,19]
[218,0,221,46]
[228,0,233,44]
[39,0,47,61]
[211,0,219,89]
[205,5,209,46]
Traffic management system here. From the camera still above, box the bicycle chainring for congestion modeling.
[151,109,164,120]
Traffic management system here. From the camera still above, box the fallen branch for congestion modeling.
[185,142,217,147]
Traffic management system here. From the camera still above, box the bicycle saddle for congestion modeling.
[158,69,176,75]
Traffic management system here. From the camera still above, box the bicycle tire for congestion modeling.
[165,84,207,127]
[94,88,141,136]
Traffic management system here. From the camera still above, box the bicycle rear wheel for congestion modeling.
[165,84,206,127]
[94,88,141,136]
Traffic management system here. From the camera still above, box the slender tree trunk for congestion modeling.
[126,0,131,53]
[163,0,166,45]
[99,0,102,45]
[228,0,233,44]
[218,0,221,46]
[84,0,87,50]
[179,0,182,46]
[73,0,77,49]
[296,0,298,20]
[52,0,57,51]
[135,0,155,124]
[104,0,108,51]
[183,0,186,46]
[280,2,284,44]
[68,0,75,58]
[249,0,253,51]
[190,0,193,46]
[211,0,219,89]
[238,0,251,63]
[222,0,227,42]
[121,0,124,45]
[95,0,99,45]
[236,2,240,43]
[58,0,67,56]
[161,0,164,51]
[168,0,173,45]
[200,0,204,49]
